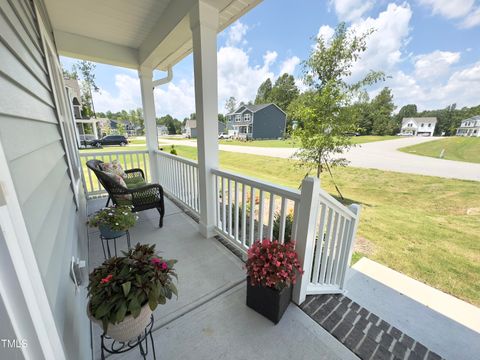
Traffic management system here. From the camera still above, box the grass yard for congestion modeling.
[400,137,480,163]
[169,145,480,306]
[218,135,397,148]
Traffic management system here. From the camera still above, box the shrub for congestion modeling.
[272,211,294,243]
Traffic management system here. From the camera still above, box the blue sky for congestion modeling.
[61,0,480,119]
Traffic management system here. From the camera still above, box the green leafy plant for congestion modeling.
[272,210,294,243]
[170,145,178,155]
[88,206,137,231]
[88,243,178,331]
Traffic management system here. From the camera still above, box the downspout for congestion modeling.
[153,67,173,88]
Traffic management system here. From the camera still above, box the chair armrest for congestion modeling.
[129,184,164,205]
[124,168,145,179]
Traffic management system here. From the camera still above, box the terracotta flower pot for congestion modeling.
[246,277,292,324]
[88,302,152,342]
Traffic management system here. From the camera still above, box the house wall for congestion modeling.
[252,105,286,139]
[0,242,24,360]
[0,0,90,358]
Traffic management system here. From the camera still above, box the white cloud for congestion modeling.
[279,56,300,75]
[348,3,412,81]
[330,0,374,21]
[317,25,335,43]
[419,0,480,28]
[461,7,480,28]
[217,46,276,110]
[414,50,461,80]
[385,60,480,111]
[226,21,249,46]
[93,74,141,113]
[419,0,474,19]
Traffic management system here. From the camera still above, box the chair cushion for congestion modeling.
[105,173,132,201]
[100,160,126,178]
[124,177,147,189]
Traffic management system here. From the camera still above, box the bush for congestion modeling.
[272,211,294,243]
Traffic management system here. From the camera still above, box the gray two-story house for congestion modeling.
[226,103,287,139]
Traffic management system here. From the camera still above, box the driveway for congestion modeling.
[159,137,480,182]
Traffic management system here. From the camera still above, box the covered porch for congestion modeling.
[87,196,357,360]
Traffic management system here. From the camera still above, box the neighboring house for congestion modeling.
[108,119,142,137]
[183,119,225,138]
[157,125,169,136]
[226,103,287,139]
[400,117,437,136]
[65,78,99,145]
[456,116,480,137]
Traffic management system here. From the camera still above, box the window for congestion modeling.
[235,114,241,122]
[428,123,431,127]
[244,113,251,122]
[421,123,424,127]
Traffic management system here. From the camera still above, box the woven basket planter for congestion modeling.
[88,302,152,342]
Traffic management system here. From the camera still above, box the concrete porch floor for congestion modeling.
[87,197,358,360]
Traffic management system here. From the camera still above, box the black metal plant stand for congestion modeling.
[100,315,156,360]
[100,230,131,259]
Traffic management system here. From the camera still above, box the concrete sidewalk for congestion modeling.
[345,258,480,360]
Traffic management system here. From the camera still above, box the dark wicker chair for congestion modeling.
[86,160,165,227]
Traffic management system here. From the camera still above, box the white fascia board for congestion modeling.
[54,30,139,69]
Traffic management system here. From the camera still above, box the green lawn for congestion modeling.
[169,145,480,306]
[400,137,480,163]
[218,135,397,148]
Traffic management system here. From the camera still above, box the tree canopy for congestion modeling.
[290,23,385,177]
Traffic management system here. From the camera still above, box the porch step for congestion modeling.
[301,294,444,360]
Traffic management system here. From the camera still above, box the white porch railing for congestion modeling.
[81,149,360,304]
[212,168,300,253]
[155,150,199,213]
[79,150,150,198]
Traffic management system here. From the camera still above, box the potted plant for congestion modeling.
[245,239,303,324]
[87,243,178,341]
[88,205,137,238]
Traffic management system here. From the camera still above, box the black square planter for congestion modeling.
[246,278,292,324]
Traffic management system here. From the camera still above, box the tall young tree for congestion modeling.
[371,87,396,135]
[73,60,100,118]
[255,78,273,104]
[225,96,237,113]
[290,23,384,177]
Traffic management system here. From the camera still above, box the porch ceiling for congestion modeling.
[43,0,262,70]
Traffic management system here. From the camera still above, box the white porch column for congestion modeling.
[190,2,219,238]
[92,120,99,139]
[138,67,159,183]
[292,176,321,305]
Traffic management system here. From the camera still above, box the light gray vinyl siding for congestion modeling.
[252,105,286,139]
[0,0,90,358]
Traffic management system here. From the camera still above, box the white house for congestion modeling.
[400,117,437,136]
[456,115,480,137]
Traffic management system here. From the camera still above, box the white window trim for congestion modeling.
[235,114,241,122]
[38,15,82,207]
[0,139,66,360]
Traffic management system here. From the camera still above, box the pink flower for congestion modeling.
[101,274,113,284]
[161,262,168,270]
[151,257,161,265]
